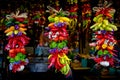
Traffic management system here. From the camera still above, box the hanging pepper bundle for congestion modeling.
[32,4,46,26]
[67,0,78,19]
[67,0,78,30]
[81,3,91,30]
[32,11,46,25]
[45,6,71,77]
[4,10,30,72]
[89,1,117,67]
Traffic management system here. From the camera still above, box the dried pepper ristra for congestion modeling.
[45,6,72,77]
[89,1,117,67]
[4,10,30,72]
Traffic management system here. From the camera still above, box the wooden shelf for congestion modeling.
[72,67,90,70]
[101,75,116,78]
